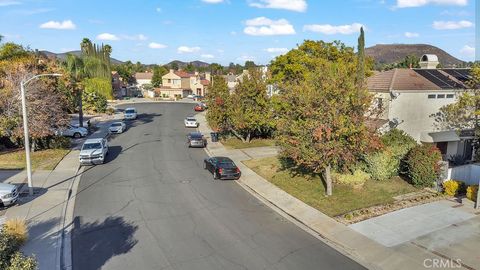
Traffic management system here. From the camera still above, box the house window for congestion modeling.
[446,94,454,99]
[427,94,436,99]
[168,79,171,83]
[437,94,445,99]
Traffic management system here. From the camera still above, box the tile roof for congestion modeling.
[200,79,210,86]
[368,68,442,92]
[174,70,194,78]
[135,72,153,80]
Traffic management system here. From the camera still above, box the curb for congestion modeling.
[58,165,82,270]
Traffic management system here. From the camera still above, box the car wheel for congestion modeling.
[73,132,81,138]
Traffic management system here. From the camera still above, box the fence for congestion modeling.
[446,164,480,186]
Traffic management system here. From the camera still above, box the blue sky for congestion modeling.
[0,0,476,65]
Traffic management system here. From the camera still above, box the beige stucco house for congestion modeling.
[368,55,473,162]
[135,72,153,88]
[159,70,210,98]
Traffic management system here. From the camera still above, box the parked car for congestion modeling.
[58,125,88,138]
[193,95,204,101]
[109,122,126,134]
[184,117,199,128]
[136,92,143,98]
[0,183,18,207]
[79,138,109,165]
[187,132,207,148]
[187,94,195,99]
[194,103,205,112]
[204,157,241,180]
[124,107,137,120]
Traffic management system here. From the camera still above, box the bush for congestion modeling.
[442,180,465,196]
[6,252,37,270]
[3,219,28,246]
[333,169,371,188]
[466,185,478,202]
[381,129,417,149]
[405,144,442,187]
[364,150,398,181]
[106,107,115,115]
[83,89,108,113]
[48,136,71,149]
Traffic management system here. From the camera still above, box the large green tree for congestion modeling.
[206,76,230,132]
[273,40,378,196]
[151,65,168,87]
[227,69,274,142]
[63,54,87,127]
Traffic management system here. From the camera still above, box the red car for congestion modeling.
[194,104,205,112]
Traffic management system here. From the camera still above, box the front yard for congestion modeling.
[221,138,276,149]
[0,149,70,171]
[243,156,418,217]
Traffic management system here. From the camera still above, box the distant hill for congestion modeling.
[166,60,210,68]
[366,44,465,68]
[39,50,124,65]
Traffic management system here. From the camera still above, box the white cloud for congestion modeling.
[265,47,288,53]
[0,0,21,7]
[201,54,215,59]
[432,20,473,30]
[460,45,475,56]
[178,46,201,53]
[244,17,295,36]
[303,23,364,35]
[249,0,307,12]
[122,34,148,41]
[396,0,467,8]
[39,20,76,30]
[201,0,224,3]
[96,33,119,41]
[404,32,420,38]
[148,42,167,49]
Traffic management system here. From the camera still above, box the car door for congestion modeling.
[206,158,214,172]
[102,139,108,155]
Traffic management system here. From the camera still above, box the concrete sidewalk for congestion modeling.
[4,150,80,270]
[196,112,473,270]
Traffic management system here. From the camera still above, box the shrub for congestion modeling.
[405,144,442,187]
[83,89,108,113]
[48,136,71,149]
[6,252,37,270]
[3,219,28,246]
[334,169,371,188]
[442,180,465,196]
[381,129,417,149]
[106,107,115,115]
[364,150,398,181]
[466,185,478,202]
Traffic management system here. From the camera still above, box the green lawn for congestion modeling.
[221,138,276,149]
[243,156,418,217]
[0,149,70,171]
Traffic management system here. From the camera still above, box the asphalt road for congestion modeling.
[72,103,365,270]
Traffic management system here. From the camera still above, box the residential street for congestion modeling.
[71,103,365,270]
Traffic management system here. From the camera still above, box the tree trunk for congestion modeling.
[230,129,246,143]
[78,90,84,127]
[246,133,251,143]
[324,165,333,196]
[31,139,36,153]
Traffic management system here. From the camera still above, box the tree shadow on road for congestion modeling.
[72,216,138,270]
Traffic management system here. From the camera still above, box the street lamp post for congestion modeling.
[20,73,62,196]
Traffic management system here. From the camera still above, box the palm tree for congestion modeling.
[80,38,92,55]
[64,54,86,127]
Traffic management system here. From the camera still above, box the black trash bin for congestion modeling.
[211,132,219,142]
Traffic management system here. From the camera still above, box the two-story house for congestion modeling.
[158,70,210,98]
[368,54,473,162]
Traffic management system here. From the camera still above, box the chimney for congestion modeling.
[419,54,439,69]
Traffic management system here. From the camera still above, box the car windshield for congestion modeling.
[125,109,135,114]
[190,134,203,139]
[218,162,236,168]
[82,143,102,150]
[111,123,122,127]
[186,118,196,121]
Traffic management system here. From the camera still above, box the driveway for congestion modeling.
[72,103,364,270]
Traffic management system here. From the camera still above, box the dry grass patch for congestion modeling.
[0,149,70,171]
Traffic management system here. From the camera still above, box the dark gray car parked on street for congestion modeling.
[204,156,241,180]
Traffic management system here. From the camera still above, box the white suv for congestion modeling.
[79,138,109,165]
[124,108,137,120]
[0,183,18,207]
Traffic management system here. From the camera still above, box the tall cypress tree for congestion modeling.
[356,27,365,88]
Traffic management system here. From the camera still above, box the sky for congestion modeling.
[0,0,476,65]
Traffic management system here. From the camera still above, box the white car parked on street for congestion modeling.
[0,183,18,207]
[184,117,199,128]
[109,122,126,134]
[58,125,88,138]
[124,108,137,120]
[79,138,109,165]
